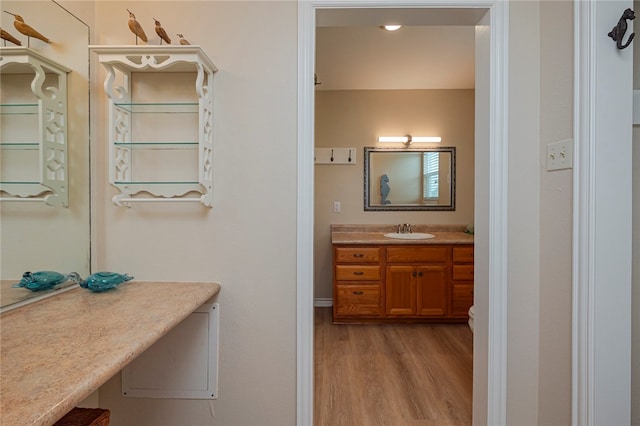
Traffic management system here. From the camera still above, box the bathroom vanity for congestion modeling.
[0,281,220,426]
[332,225,473,323]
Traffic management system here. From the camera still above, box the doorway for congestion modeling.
[298,2,509,425]
[313,10,477,424]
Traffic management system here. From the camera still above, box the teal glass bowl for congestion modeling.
[79,272,134,293]
[13,271,71,292]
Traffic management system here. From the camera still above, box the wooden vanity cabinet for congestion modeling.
[451,245,474,317]
[333,246,383,318]
[332,242,474,323]
[385,247,449,317]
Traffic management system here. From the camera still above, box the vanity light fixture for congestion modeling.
[381,25,402,31]
[377,135,442,145]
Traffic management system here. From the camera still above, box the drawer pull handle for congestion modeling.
[353,253,364,258]
[353,271,364,275]
[353,291,364,295]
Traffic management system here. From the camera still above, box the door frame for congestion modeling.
[572,1,634,424]
[297,1,509,425]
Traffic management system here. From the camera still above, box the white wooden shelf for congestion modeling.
[0,47,70,206]
[90,45,218,207]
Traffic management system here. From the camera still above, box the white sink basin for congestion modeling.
[384,232,436,240]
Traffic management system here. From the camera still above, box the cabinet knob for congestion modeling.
[418,271,423,277]
[412,271,417,277]
[353,271,364,276]
[353,290,364,295]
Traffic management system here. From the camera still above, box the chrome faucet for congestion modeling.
[397,223,412,233]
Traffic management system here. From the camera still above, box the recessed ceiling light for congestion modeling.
[381,25,402,31]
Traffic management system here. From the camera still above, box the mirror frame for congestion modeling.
[364,146,456,211]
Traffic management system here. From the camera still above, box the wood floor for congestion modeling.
[314,307,473,426]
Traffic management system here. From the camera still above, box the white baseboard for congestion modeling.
[314,298,333,307]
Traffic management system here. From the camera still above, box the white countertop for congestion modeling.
[0,281,221,426]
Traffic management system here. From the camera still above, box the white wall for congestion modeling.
[91,2,297,425]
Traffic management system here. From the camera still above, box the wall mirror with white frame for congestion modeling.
[0,0,90,311]
[364,146,455,211]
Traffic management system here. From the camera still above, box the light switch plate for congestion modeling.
[546,139,573,171]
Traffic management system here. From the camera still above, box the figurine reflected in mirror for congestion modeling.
[3,11,50,46]
[1,27,21,46]
[381,174,391,205]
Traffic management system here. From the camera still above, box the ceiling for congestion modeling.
[315,8,482,91]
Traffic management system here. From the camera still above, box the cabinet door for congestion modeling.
[385,266,416,315]
[416,265,448,316]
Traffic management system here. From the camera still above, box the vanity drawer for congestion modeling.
[452,284,474,316]
[335,247,381,263]
[453,265,474,281]
[335,265,381,281]
[453,246,474,263]
[335,285,381,316]
[386,246,449,263]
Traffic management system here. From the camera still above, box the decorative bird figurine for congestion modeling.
[176,33,190,45]
[153,18,171,44]
[126,9,147,44]
[1,27,21,46]
[3,11,49,46]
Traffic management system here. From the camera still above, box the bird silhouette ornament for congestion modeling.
[154,18,171,44]
[3,11,50,46]
[1,27,21,46]
[126,9,147,44]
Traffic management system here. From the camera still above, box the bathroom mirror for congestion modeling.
[0,1,90,311]
[364,147,456,211]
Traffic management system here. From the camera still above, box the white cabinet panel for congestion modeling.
[122,303,219,399]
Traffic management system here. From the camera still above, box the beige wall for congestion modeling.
[538,1,574,424]
[91,2,297,425]
[314,89,475,300]
[506,2,541,423]
[50,1,626,425]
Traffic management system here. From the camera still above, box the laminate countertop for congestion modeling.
[331,224,474,245]
[0,281,221,426]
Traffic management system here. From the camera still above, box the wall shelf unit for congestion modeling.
[90,45,217,207]
[0,47,70,207]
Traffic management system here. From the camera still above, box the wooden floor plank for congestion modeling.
[314,308,473,426]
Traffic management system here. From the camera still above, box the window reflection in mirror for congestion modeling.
[364,147,455,211]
